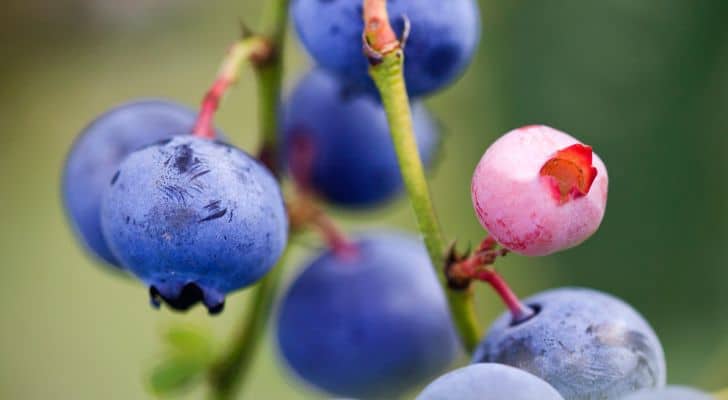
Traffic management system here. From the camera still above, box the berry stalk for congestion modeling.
[193,36,271,139]
[207,1,290,398]
[288,194,358,257]
[255,0,289,173]
[363,0,482,352]
[208,242,293,399]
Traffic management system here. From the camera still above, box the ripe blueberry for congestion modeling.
[416,363,564,400]
[291,0,481,97]
[282,69,439,207]
[101,136,287,313]
[473,287,666,400]
[275,231,460,399]
[471,125,608,256]
[622,386,713,400]
[63,99,207,267]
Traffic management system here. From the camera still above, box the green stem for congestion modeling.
[208,244,292,399]
[207,1,290,398]
[255,0,290,173]
[369,52,482,352]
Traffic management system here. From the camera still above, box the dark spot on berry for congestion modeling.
[110,170,120,185]
[173,144,196,173]
[199,208,227,223]
[204,200,222,210]
[425,43,460,79]
[190,169,211,181]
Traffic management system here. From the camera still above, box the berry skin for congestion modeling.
[101,136,287,313]
[472,287,666,400]
[621,386,713,400]
[63,99,207,267]
[275,232,460,399]
[291,0,480,98]
[282,69,439,207]
[471,125,608,256]
[416,363,564,400]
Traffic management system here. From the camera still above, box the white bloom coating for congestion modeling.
[471,125,608,256]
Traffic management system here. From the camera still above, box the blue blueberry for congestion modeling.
[282,69,439,207]
[291,0,481,97]
[100,136,287,313]
[416,363,564,400]
[621,386,713,400]
[275,231,460,399]
[472,287,666,400]
[63,99,206,267]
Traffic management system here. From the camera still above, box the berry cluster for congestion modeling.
[60,1,714,399]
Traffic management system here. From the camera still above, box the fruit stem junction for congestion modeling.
[363,0,483,352]
[193,36,271,139]
[288,194,358,257]
[447,237,534,325]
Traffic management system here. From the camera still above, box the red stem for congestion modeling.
[449,237,533,324]
[477,269,534,324]
[363,0,399,53]
[311,212,358,258]
[193,77,231,139]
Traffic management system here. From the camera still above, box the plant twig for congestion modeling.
[193,37,271,139]
[207,244,292,400]
[207,1,290,398]
[363,0,482,352]
[255,0,289,173]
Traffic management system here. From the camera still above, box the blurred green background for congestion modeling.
[1,0,727,398]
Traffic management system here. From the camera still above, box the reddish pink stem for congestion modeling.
[312,212,358,258]
[477,269,534,324]
[449,237,533,324]
[363,0,399,53]
[193,77,232,139]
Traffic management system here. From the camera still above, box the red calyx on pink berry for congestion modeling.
[539,143,598,204]
[471,125,608,256]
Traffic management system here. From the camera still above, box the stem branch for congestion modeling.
[363,0,482,352]
[193,37,270,139]
[208,244,292,399]
[207,1,290,398]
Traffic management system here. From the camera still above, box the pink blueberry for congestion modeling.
[471,125,608,256]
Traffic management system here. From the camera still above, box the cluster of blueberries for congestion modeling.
[61,0,714,399]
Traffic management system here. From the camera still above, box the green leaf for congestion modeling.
[147,355,207,397]
[163,324,215,360]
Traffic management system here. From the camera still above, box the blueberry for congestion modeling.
[416,363,564,400]
[621,386,713,400]
[472,287,666,400]
[62,99,206,267]
[275,231,460,399]
[100,136,287,313]
[282,69,439,207]
[291,0,481,97]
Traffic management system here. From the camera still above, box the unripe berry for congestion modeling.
[471,125,608,256]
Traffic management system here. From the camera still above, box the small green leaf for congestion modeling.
[163,324,215,360]
[147,355,207,397]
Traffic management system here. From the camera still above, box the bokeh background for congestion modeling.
[1,0,726,398]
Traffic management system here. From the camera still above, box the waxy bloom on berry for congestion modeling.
[471,125,608,256]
